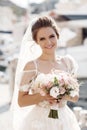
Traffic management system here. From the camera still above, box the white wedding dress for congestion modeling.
[13,55,81,130]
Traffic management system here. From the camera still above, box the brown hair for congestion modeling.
[31,16,59,42]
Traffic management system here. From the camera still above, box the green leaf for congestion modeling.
[54,77,59,86]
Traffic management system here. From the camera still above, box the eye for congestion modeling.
[39,37,45,41]
[49,34,55,38]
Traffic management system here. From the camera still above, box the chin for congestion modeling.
[44,50,55,55]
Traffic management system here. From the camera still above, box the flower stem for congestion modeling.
[48,109,59,119]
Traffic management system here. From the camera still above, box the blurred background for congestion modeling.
[0,0,87,130]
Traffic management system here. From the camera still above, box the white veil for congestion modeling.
[16,17,42,73]
[10,17,42,129]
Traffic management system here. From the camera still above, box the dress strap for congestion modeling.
[33,60,38,75]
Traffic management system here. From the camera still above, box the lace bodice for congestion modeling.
[18,55,78,91]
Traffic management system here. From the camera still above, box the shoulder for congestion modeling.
[56,54,75,68]
[57,54,78,74]
[56,55,73,63]
[19,60,37,86]
[60,54,76,64]
[23,60,37,71]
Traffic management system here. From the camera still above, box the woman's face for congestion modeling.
[36,27,58,55]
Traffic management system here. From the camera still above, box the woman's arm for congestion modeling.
[18,91,44,107]
[18,91,56,107]
[62,94,79,103]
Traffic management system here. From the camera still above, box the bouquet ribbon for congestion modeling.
[48,105,59,119]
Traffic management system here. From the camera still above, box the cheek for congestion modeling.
[52,39,58,46]
[51,36,58,42]
[38,42,44,49]
[36,40,41,46]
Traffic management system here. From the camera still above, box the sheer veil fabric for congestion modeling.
[10,17,42,129]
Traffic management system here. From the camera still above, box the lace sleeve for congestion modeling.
[18,70,37,92]
[62,55,79,96]
[63,55,78,75]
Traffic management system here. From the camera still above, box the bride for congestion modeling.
[11,16,81,130]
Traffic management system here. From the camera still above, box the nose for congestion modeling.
[46,39,51,45]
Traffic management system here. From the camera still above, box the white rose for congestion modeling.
[50,86,59,98]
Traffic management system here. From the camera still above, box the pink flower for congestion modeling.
[45,81,53,89]
[59,77,65,86]
[59,87,66,94]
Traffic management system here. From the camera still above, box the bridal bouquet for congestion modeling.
[32,71,79,119]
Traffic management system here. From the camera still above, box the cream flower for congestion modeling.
[50,86,59,98]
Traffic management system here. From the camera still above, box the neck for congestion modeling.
[39,53,56,61]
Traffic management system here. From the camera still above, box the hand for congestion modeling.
[44,94,57,104]
[62,95,69,100]
[62,94,79,102]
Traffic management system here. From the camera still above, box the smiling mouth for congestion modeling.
[45,45,55,49]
